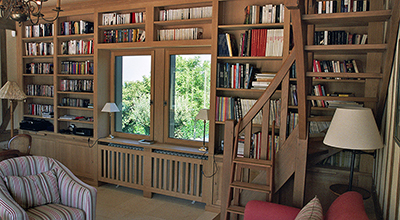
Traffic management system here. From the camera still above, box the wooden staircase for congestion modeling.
[220,0,309,219]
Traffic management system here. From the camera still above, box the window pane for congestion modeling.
[169,54,211,141]
[115,55,151,136]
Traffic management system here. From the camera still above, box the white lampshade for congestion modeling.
[196,109,209,121]
[101,103,120,113]
[323,107,383,150]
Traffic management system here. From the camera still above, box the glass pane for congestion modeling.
[169,54,211,141]
[115,55,151,136]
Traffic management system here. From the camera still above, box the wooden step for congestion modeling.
[231,181,272,193]
[234,157,273,167]
[227,205,245,215]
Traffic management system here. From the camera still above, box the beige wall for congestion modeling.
[374,23,400,220]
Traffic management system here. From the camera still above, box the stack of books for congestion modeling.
[252,72,276,89]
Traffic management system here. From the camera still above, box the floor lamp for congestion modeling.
[323,107,383,199]
[196,109,209,152]
[0,81,27,138]
[101,103,120,139]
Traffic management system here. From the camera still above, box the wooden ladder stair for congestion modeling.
[225,121,276,217]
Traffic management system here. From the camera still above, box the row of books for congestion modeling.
[252,72,276,90]
[215,97,263,123]
[25,42,54,56]
[269,99,281,127]
[102,12,145,25]
[27,103,54,117]
[313,59,361,74]
[25,62,53,74]
[312,84,328,107]
[60,98,91,108]
[102,29,145,43]
[25,23,54,38]
[309,120,331,134]
[60,20,94,35]
[157,28,203,41]
[244,4,285,24]
[59,79,94,92]
[60,60,94,75]
[314,31,367,45]
[311,84,364,108]
[238,133,279,160]
[318,150,360,169]
[290,62,297,78]
[26,84,54,97]
[216,62,254,89]
[317,0,369,13]
[60,40,94,55]
[159,6,212,21]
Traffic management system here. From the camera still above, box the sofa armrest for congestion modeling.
[0,178,29,220]
[325,191,369,220]
[56,162,97,220]
[244,200,300,220]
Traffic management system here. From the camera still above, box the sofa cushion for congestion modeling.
[324,191,369,220]
[294,196,323,220]
[27,203,86,220]
[3,169,60,209]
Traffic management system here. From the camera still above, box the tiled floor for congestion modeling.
[96,184,219,220]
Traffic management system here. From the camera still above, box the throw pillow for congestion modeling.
[294,196,323,220]
[3,169,60,209]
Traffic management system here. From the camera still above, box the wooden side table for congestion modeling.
[330,184,371,200]
[0,149,20,161]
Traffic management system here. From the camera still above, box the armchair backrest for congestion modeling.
[7,134,32,155]
[0,156,59,177]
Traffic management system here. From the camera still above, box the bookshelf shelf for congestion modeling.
[216,88,282,100]
[56,74,94,78]
[57,106,94,111]
[154,17,212,26]
[57,54,94,58]
[306,72,382,79]
[57,33,94,40]
[23,115,54,120]
[308,116,333,121]
[57,91,94,95]
[22,36,54,42]
[305,44,387,53]
[217,56,283,61]
[312,79,366,83]
[98,23,146,30]
[23,55,53,59]
[57,119,94,124]
[307,96,377,102]
[302,10,391,26]
[27,96,54,100]
[152,39,212,47]
[96,41,150,49]
[23,74,54,77]
[218,23,284,31]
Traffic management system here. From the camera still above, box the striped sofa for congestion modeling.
[0,156,97,220]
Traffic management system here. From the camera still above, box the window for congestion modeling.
[114,54,153,138]
[168,54,211,143]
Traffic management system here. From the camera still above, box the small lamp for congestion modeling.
[196,109,209,152]
[0,81,27,138]
[323,107,383,199]
[101,103,120,139]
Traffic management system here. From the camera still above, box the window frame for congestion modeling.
[163,47,212,147]
[111,50,155,140]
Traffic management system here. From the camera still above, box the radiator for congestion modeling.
[98,142,207,202]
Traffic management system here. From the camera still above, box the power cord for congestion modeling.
[201,150,218,178]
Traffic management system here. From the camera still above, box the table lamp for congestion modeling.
[196,109,209,152]
[0,81,27,138]
[323,107,383,198]
[101,103,120,139]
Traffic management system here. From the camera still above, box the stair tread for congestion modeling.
[231,181,272,192]
[234,157,273,167]
[227,205,245,215]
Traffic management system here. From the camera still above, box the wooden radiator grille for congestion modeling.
[151,150,206,201]
[98,143,206,202]
[98,143,145,187]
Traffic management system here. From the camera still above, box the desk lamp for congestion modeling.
[101,103,120,139]
[323,107,383,198]
[196,109,209,152]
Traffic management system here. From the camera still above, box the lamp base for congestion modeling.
[198,146,208,152]
[329,184,371,200]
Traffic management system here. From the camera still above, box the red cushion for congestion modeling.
[244,200,301,220]
[324,191,369,220]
